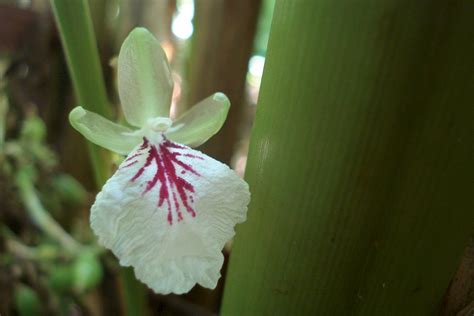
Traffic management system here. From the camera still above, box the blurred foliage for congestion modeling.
[14,284,43,316]
[72,251,103,293]
[0,71,105,313]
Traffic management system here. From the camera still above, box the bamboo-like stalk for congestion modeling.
[221,0,474,314]
[50,0,110,186]
[120,267,149,316]
[49,1,148,314]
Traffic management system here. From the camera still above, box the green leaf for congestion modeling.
[166,93,230,147]
[118,27,173,127]
[69,106,140,155]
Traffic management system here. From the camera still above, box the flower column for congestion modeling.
[221,0,474,314]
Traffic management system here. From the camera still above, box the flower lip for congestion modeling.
[90,137,250,294]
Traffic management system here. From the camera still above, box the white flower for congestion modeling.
[68,28,250,294]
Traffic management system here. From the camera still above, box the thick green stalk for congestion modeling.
[221,0,474,314]
[49,0,109,116]
[49,1,148,314]
[120,268,149,316]
[50,0,110,186]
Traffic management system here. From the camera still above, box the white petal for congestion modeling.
[118,28,174,127]
[166,93,230,148]
[69,106,141,155]
[90,138,250,294]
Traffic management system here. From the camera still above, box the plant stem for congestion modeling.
[6,239,38,260]
[49,0,109,117]
[50,0,110,187]
[15,169,81,253]
[120,268,149,316]
[0,92,7,151]
[49,1,148,314]
[221,0,474,314]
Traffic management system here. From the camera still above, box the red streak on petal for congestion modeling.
[128,137,201,225]
[131,145,154,182]
[172,191,183,221]
[164,142,186,149]
[183,154,204,160]
[125,138,149,162]
[123,160,138,168]
[125,153,141,162]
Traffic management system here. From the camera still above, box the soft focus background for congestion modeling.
[0,0,274,315]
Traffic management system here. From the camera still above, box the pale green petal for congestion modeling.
[118,27,173,127]
[69,106,141,155]
[166,93,230,147]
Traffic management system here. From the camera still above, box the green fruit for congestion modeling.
[72,252,103,293]
[14,284,42,316]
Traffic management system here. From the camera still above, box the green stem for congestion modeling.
[49,0,110,186]
[49,1,148,314]
[221,0,474,314]
[3,224,104,260]
[120,268,149,316]
[15,170,82,253]
[6,238,40,260]
[49,0,109,117]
